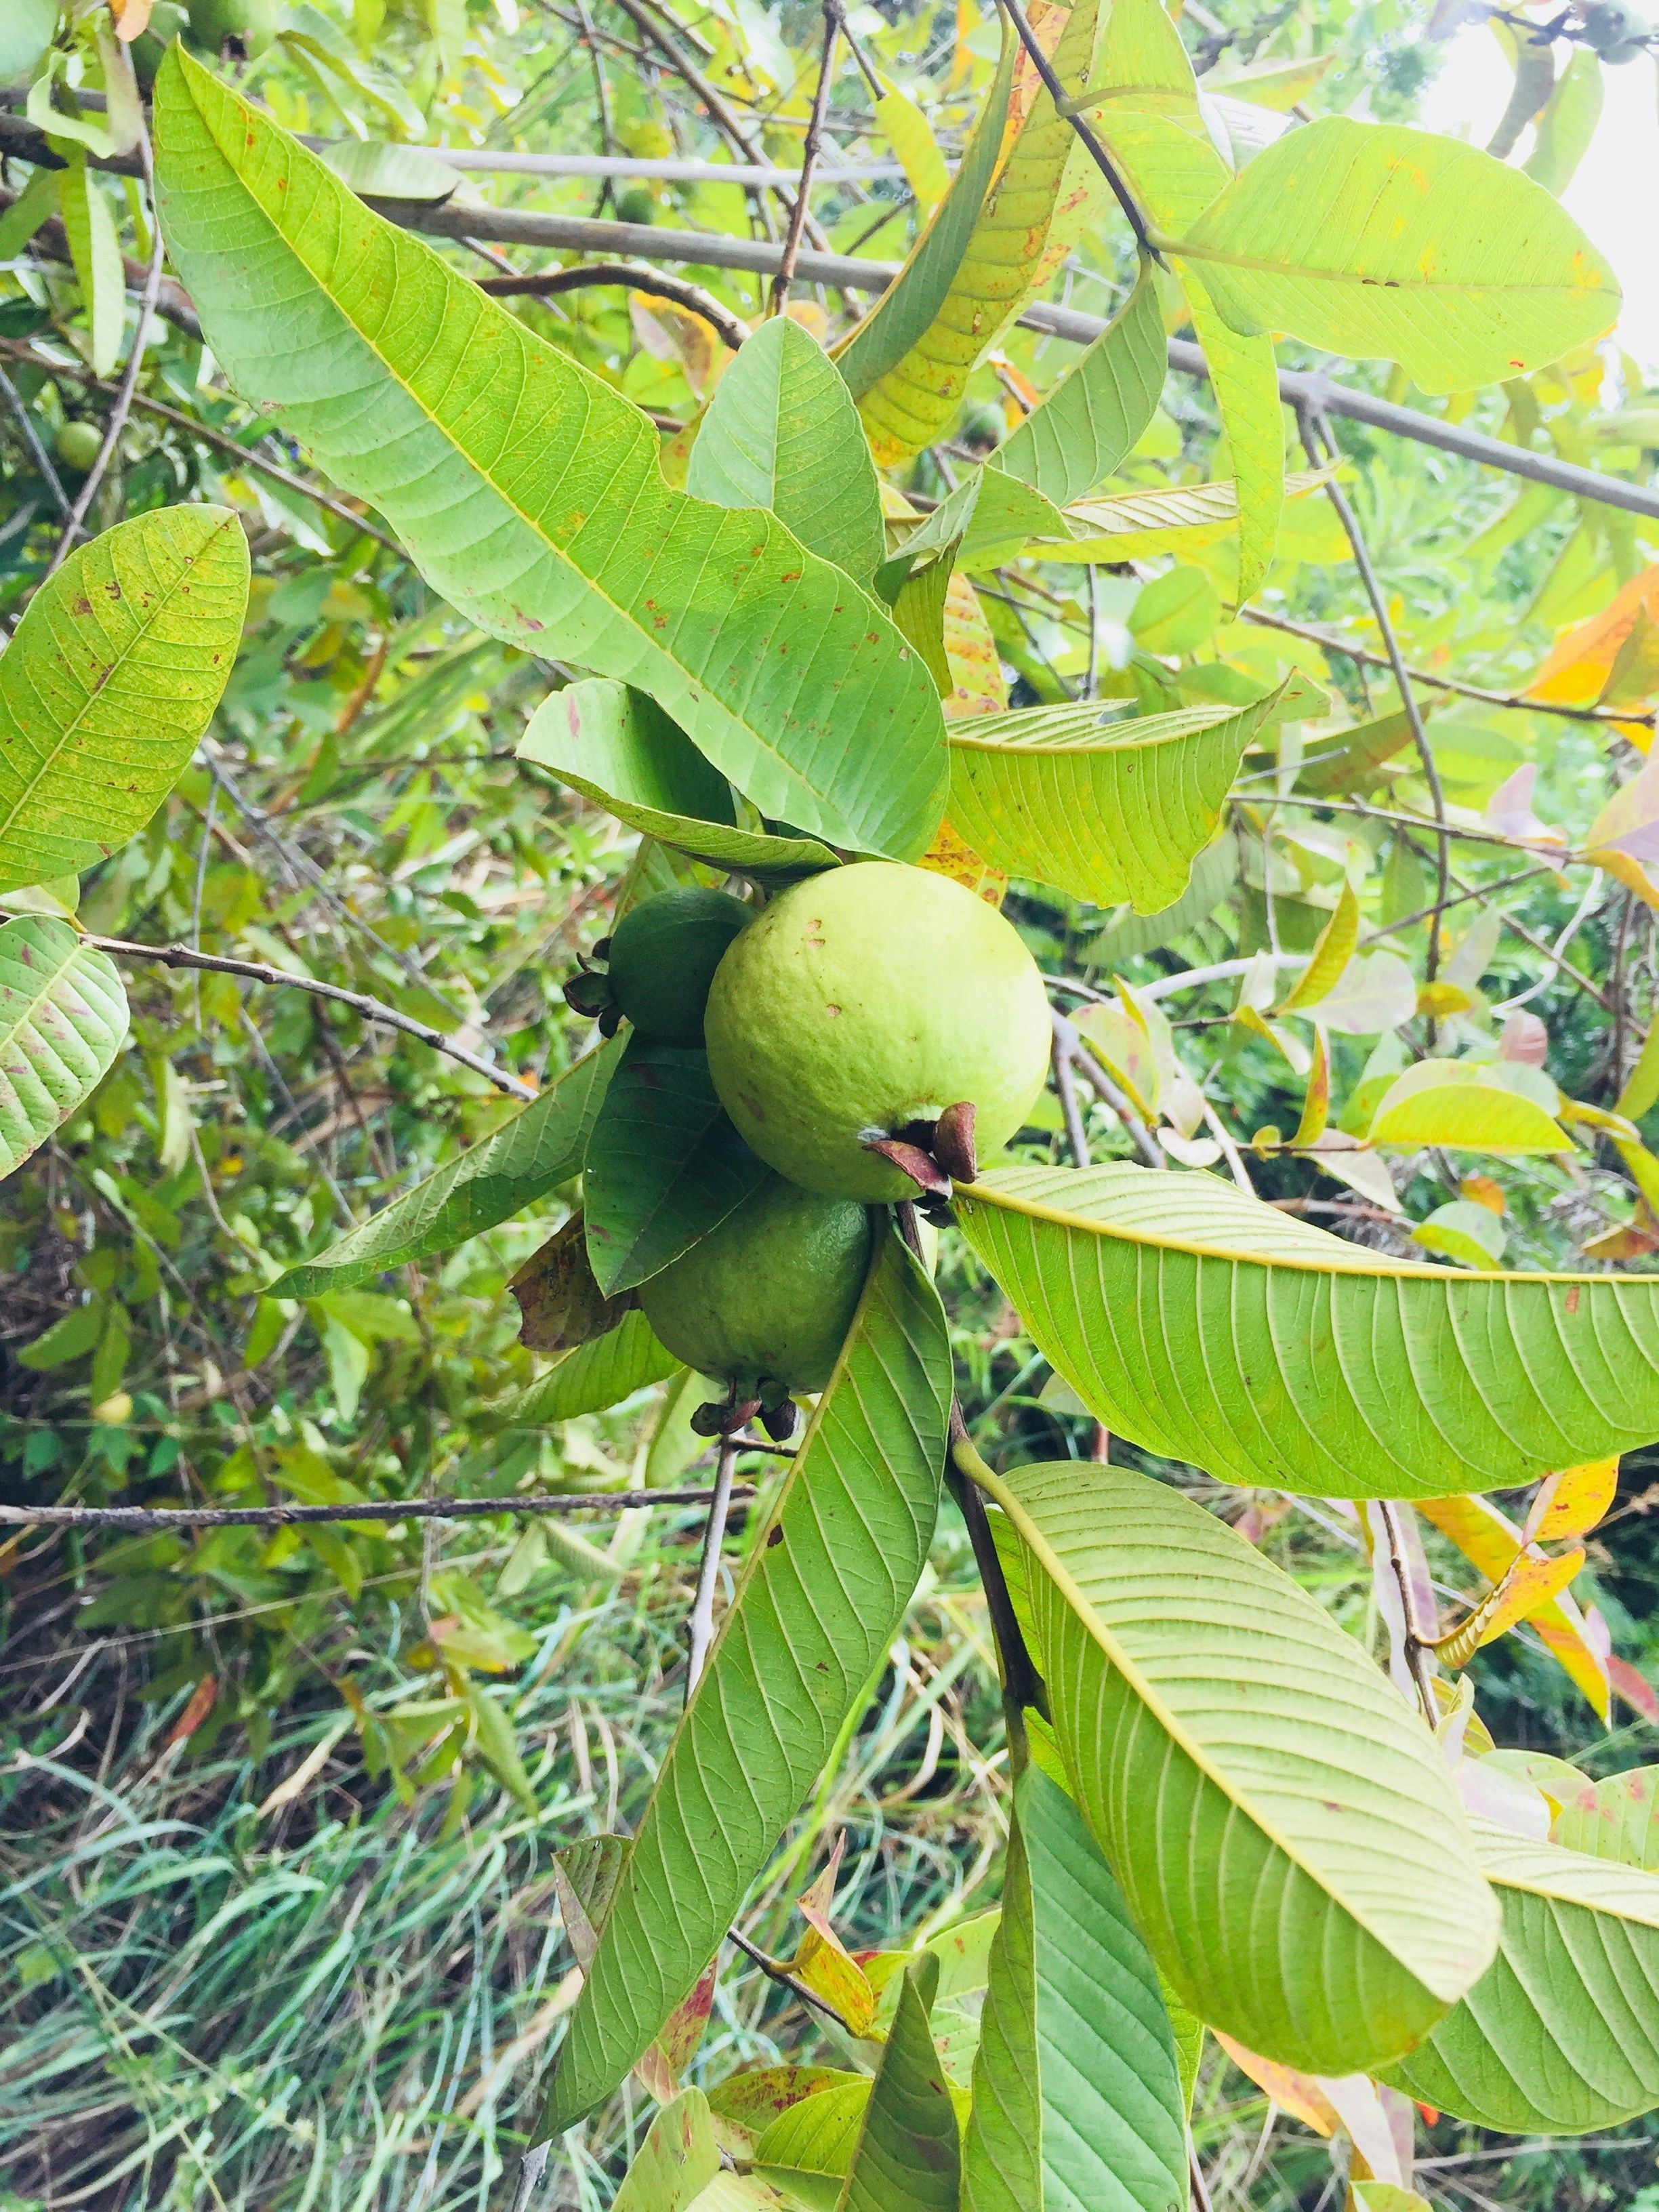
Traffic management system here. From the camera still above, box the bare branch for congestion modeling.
[772,1,840,314]
[478,262,749,353]
[0,1486,758,1534]
[684,1431,741,1700]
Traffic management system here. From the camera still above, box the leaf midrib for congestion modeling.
[0,514,231,851]
[177,58,892,851]
[960,1176,1620,1285]
[1172,237,1594,300]
[947,706,1240,758]
[984,1464,1439,1988]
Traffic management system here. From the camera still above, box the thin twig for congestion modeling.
[772,1,840,313]
[477,262,749,352]
[1240,604,1654,730]
[45,134,164,579]
[0,339,404,556]
[1299,406,1452,985]
[993,0,1166,265]
[0,361,73,522]
[1052,1031,1091,1166]
[0,917,537,1101]
[0,1486,758,1533]
[947,1406,1048,1715]
[1050,1006,1163,1166]
[726,1926,859,2034]
[569,0,618,213]
[684,1432,740,1700]
[1375,1498,1440,1724]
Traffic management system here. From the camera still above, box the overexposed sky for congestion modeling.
[1416,29,1659,373]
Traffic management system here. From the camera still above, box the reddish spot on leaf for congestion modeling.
[1565,1285,1581,1314]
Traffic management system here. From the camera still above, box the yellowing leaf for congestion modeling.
[1290,1027,1331,1149]
[1210,2033,1337,2135]
[1530,563,1659,706]
[1523,1457,1619,1546]
[1277,880,1359,1012]
[1368,1061,1569,1154]
[1177,118,1620,394]
[1431,1547,1587,1670]
[1416,1492,1610,1721]
[876,83,949,213]
[1050,469,1328,566]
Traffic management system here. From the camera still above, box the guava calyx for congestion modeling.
[690,1387,762,1439]
[860,1099,978,1197]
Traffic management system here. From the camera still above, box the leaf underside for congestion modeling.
[957,1162,1659,1499]
[0,915,129,1177]
[540,1232,952,2131]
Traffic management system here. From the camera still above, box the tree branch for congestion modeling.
[1374,1498,1441,1725]
[684,1431,741,1701]
[0,917,537,1101]
[476,262,749,352]
[0,1486,758,1534]
[772,1,840,313]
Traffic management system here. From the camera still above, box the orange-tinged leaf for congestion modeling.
[1212,2032,1338,2135]
[1290,1026,1331,1148]
[1523,1457,1619,1544]
[792,1841,879,2036]
[1610,1655,1659,1721]
[1431,1547,1586,1670]
[1416,1494,1610,1720]
[112,0,157,36]
[941,571,1009,720]
[919,818,1008,907]
[1530,562,1659,706]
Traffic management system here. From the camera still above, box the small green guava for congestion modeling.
[187,0,279,54]
[607,887,751,1046]
[54,422,103,475]
[704,862,1051,1201]
[638,1178,873,1395]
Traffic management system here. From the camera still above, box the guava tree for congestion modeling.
[9,1,1659,2206]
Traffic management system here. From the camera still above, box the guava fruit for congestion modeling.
[606,886,750,1046]
[638,1176,873,1395]
[54,421,103,475]
[704,862,1051,1200]
[187,0,279,56]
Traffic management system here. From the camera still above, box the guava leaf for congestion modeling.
[962,1765,1187,2212]
[954,1160,1659,1498]
[494,1310,682,1427]
[687,317,884,588]
[840,1957,960,2212]
[984,1460,1496,2075]
[946,690,1283,912]
[994,260,1166,510]
[1045,470,1324,567]
[518,682,842,884]
[1177,117,1620,395]
[0,506,248,895]
[0,916,128,1177]
[268,1040,618,1299]
[1553,1765,1659,1867]
[152,47,946,863]
[613,2088,722,2212]
[754,2080,870,2204]
[832,39,1014,406]
[845,0,1116,463]
[1382,1820,1659,2131]
[583,1041,772,1295]
[1369,1062,1570,1153]
[510,1213,634,1352]
[539,1232,952,2133]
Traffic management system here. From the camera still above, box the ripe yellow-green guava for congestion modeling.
[704,862,1050,1200]
[638,1178,873,1395]
[607,887,750,1046]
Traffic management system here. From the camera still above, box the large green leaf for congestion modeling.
[539,1232,952,2132]
[687,318,884,588]
[1044,471,1327,567]
[979,1460,1496,2074]
[0,916,128,1176]
[1384,1821,1659,2131]
[945,690,1282,913]
[1178,118,1620,395]
[152,48,946,862]
[840,1956,960,2212]
[494,1309,682,1427]
[956,1162,1659,1499]
[848,1,1113,464]
[583,1040,771,1295]
[755,2083,872,2210]
[268,1040,617,1299]
[0,507,248,895]
[994,261,1166,510]
[833,40,1015,407]
[962,1765,1186,2212]
[518,682,841,884]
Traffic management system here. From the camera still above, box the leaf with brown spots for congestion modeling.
[0,506,248,895]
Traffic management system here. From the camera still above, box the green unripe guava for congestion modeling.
[54,421,103,474]
[614,185,658,228]
[130,1,191,85]
[607,886,751,1046]
[187,0,279,55]
[638,1177,873,1395]
[704,861,1051,1200]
